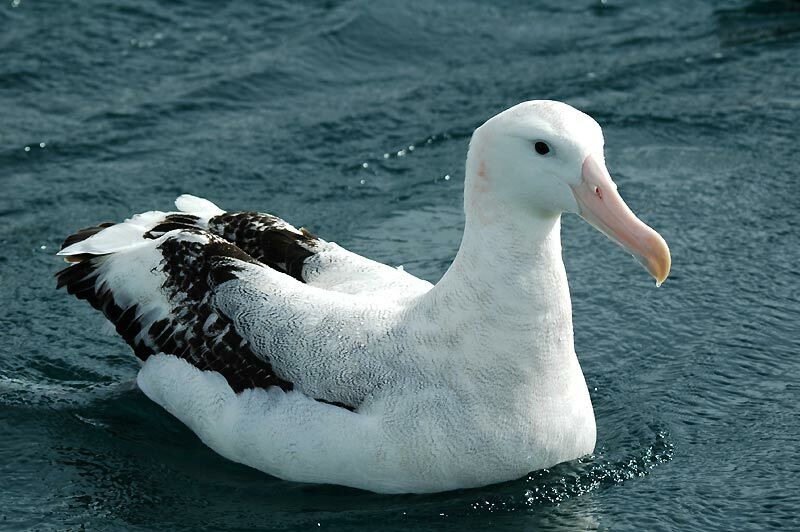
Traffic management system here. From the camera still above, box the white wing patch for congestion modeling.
[303,242,432,298]
[175,194,226,222]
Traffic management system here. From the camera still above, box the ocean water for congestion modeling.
[2,0,799,530]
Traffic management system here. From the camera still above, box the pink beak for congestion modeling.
[571,154,671,285]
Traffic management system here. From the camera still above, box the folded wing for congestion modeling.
[56,197,429,408]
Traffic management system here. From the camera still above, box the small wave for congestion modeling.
[0,375,137,408]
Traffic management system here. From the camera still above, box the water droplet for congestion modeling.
[40,245,47,250]
[361,162,368,168]
[408,145,414,151]
[11,0,20,7]
[396,149,406,157]
[655,280,662,288]
[39,142,46,148]
[359,179,365,185]
[24,146,30,152]
[383,153,389,159]
[444,174,450,181]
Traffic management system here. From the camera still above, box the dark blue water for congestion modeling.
[2,0,799,530]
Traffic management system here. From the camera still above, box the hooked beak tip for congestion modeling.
[644,233,671,287]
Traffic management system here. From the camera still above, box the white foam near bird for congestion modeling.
[56,100,671,494]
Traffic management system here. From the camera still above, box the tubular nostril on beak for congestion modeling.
[594,186,602,199]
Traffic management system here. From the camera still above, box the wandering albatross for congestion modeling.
[56,100,670,494]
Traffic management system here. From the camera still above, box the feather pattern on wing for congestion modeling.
[55,208,377,410]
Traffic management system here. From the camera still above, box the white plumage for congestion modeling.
[56,100,670,493]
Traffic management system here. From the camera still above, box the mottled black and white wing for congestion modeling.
[55,196,434,409]
[57,227,301,395]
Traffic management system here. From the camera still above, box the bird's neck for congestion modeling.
[420,207,576,368]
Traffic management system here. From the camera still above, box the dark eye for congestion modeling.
[534,141,550,155]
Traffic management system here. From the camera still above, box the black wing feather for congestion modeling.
[56,228,296,394]
[206,212,320,282]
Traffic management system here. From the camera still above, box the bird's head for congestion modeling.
[466,100,670,285]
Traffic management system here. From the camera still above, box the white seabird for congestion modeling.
[56,100,671,494]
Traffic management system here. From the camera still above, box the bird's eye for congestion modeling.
[534,141,550,155]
